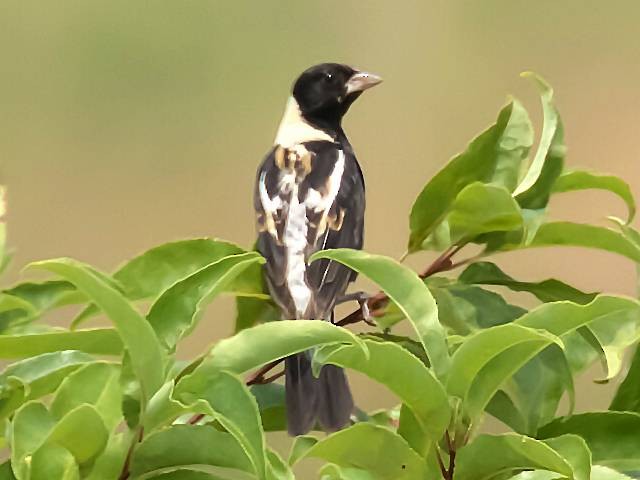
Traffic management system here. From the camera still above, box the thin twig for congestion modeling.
[246,359,282,385]
[435,447,448,480]
[118,426,143,480]
[445,431,456,479]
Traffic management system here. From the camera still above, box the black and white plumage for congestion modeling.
[254,63,382,435]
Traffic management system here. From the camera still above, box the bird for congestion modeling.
[253,63,382,435]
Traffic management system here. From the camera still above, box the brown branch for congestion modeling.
[445,431,456,480]
[246,359,283,385]
[435,447,448,480]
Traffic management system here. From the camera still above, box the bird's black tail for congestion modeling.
[285,352,353,436]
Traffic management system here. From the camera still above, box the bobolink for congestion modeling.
[254,63,382,435]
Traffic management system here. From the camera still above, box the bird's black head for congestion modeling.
[292,63,382,130]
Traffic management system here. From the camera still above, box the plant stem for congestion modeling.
[118,426,143,480]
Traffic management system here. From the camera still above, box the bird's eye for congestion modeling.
[324,73,333,82]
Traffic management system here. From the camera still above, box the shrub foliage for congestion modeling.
[1,75,640,479]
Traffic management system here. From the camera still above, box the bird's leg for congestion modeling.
[335,291,375,326]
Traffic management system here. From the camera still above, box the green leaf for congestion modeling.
[10,402,55,480]
[446,323,561,420]
[310,249,449,379]
[46,404,109,463]
[515,73,565,209]
[175,371,267,479]
[0,295,36,317]
[235,297,280,333]
[459,261,597,304]
[9,402,107,477]
[495,346,573,435]
[591,466,635,480]
[266,449,295,480]
[114,238,260,299]
[84,433,129,480]
[423,183,524,249]
[408,99,533,251]
[313,340,450,447]
[554,170,636,223]
[189,320,364,378]
[130,425,253,477]
[427,278,526,334]
[147,252,264,351]
[295,423,428,480]
[0,328,123,359]
[611,343,640,412]
[455,433,589,480]
[0,461,16,480]
[539,411,640,472]
[0,351,95,421]
[318,464,376,480]
[72,238,264,328]
[521,222,640,263]
[28,258,165,404]
[144,471,231,480]
[289,436,318,466]
[30,443,80,480]
[518,295,640,381]
[251,383,287,432]
[50,362,122,431]
[0,281,77,331]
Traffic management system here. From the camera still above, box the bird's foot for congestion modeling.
[336,291,375,326]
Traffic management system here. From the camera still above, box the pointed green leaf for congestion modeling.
[190,320,364,378]
[31,443,79,480]
[313,340,450,445]
[310,249,449,378]
[266,449,294,480]
[539,412,640,472]
[130,425,253,477]
[295,423,428,479]
[554,170,636,223]
[235,297,280,333]
[114,238,260,299]
[251,383,287,432]
[446,323,562,420]
[147,252,264,351]
[0,351,94,421]
[46,404,108,463]
[409,99,533,251]
[28,258,165,403]
[515,73,565,209]
[50,362,122,431]
[427,279,526,334]
[459,261,597,304]
[144,472,230,480]
[84,433,129,480]
[0,461,16,480]
[10,402,55,480]
[176,371,266,479]
[72,238,265,328]
[0,281,78,331]
[520,222,640,262]
[455,433,589,480]
[611,343,640,412]
[423,183,524,249]
[0,328,123,359]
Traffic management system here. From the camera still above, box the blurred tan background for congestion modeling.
[1,0,640,473]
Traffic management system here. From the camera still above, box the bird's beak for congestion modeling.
[345,71,383,95]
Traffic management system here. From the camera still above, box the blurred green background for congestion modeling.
[1,0,639,473]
